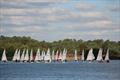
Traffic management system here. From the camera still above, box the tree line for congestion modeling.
[0,35,120,60]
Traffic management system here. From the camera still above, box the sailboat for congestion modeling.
[30,49,34,62]
[74,49,78,61]
[104,49,110,63]
[35,48,41,62]
[24,49,29,62]
[86,48,95,62]
[44,48,51,63]
[96,48,103,62]
[12,49,18,62]
[58,51,62,61]
[51,50,55,61]
[62,48,67,62]
[20,49,25,62]
[41,50,44,61]
[1,49,7,62]
[81,50,85,61]
[16,49,21,62]
[55,50,59,61]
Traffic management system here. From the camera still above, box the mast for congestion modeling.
[1,49,7,62]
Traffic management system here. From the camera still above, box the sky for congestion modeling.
[0,0,120,41]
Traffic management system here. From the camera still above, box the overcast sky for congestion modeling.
[0,0,120,41]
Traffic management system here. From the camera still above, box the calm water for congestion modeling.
[0,60,120,80]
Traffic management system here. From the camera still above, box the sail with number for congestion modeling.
[1,49,7,62]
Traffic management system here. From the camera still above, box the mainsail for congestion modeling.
[20,49,25,62]
[51,50,55,60]
[81,50,85,61]
[58,51,62,60]
[12,49,18,61]
[1,49,7,62]
[62,48,67,61]
[55,50,59,60]
[44,48,51,62]
[105,49,109,61]
[35,49,40,61]
[24,49,29,61]
[74,50,77,61]
[30,49,33,61]
[86,48,95,61]
[96,48,103,61]
[16,49,21,61]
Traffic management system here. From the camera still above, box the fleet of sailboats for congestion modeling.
[0,48,110,63]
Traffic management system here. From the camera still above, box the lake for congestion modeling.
[0,60,120,80]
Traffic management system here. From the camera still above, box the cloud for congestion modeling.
[0,0,120,41]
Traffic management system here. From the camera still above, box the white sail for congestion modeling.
[35,49,40,61]
[30,49,33,61]
[51,50,55,60]
[55,50,59,60]
[81,50,85,61]
[12,49,18,61]
[96,48,103,61]
[74,49,77,61]
[16,49,21,61]
[41,50,44,60]
[24,49,29,61]
[62,48,67,61]
[44,48,51,62]
[20,49,25,61]
[58,51,62,60]
[1,49,7,61]
[105,49,109,61]
[86,48,95,61]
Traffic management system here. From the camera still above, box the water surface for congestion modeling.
[0,60,120,80]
